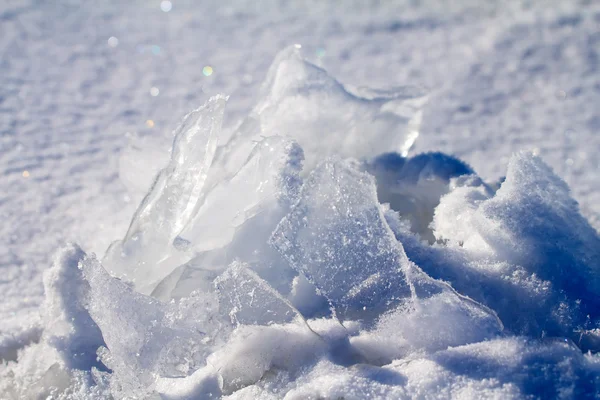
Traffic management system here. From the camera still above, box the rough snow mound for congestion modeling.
[2,47,600,400]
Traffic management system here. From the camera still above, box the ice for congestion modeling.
[103,95,227,292]
[118,133,172,205]
[270,158,414,322]
[178,136,303,253]
[80,255,222,398]
[270,158,503,349]
[5,37,600,399]
[215,261,304,327]
[222,45,428,173]
[152,135,304,300]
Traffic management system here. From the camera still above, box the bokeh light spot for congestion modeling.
[160,1,173,12]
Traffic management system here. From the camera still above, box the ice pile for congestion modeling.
[2,47,600,399]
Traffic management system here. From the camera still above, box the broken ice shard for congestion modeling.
[223,45,428,172]
[271,158,503,341]
[151,136,304,300]
[214,261,304,327]
[103,95,226,291]
[178,135,303,253]
[270,158,414,322]
[80,256,219,397]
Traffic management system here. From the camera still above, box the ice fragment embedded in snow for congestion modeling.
[215,261,304,327]
[80,256,221,398]
[271,159,414,322]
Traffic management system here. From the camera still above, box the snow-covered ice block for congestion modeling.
[215,261,304,327]
[80,256,221,398]
[471,153,600,289]
[271,158,503,345]
[223,45,427,172]
[104,95,227,292]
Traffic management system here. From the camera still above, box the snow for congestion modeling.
[1,0,600,399]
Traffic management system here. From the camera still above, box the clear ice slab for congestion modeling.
[270,158,503,342]
[103,95,227,293]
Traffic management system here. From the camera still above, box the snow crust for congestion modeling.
[2,46,600,400]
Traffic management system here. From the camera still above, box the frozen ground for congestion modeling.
[1,0,599,399]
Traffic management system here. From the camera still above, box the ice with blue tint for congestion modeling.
[271,159,413,321]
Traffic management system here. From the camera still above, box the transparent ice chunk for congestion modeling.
[152,137,304,300]
[270,159,415,322]
[178,135,303,253]
[223,46,428,172]
[80,256,222,398]
[104,95,227,292]
[271,159,503,342]
[215,261,305,327]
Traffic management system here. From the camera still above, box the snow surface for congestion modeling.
[1,0,600,399]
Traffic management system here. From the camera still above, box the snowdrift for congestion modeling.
[2,47,600,399]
